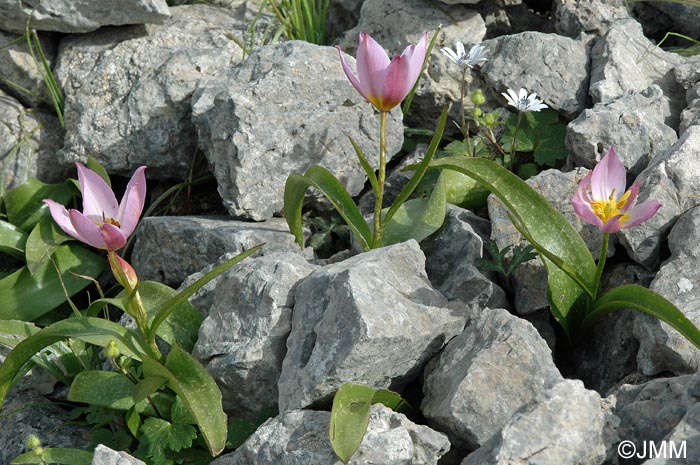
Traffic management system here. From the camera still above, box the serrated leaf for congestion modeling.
[502,109,567,167]
[330,383,375,463]
[140,418,176,465]
[141,344,227,456]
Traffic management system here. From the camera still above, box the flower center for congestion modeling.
[517,97,531,108]
[101,212,121,228]
[589,189,631,225]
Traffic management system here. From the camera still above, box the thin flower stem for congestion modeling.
[459,67,472,156]
[592,233,609,299]
[478,125,506,159]
[507,111,523,169]
[372,111,388,248]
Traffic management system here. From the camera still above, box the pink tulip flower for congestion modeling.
[44,163,147,251]
[571,147,661,233]
[337,32,428,112]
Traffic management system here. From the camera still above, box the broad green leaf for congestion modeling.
[24,215,71,275]
[371,389,419,418]
[118,281,203,353]
[11,448,93,465]
[284,167,372,251]
[329,383,375,464]
[126,407,141,436]
[502,110,568,167]
[0,320,39,348]
[0,317,152,408]
[427,157,596,335]
[68,371,136,410]
[0,243,105,321]
[142,344,227,456]
[442,169,490,209]
[0,220,27,259]
[584,284,700,349]
[141,417,197,454]
[148,244,263,341]
[134,376,168,404]
[4,178,75,231]
[383,106,447,226]
[381,171,446,246]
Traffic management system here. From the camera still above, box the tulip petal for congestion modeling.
[337,46,370,102]
[356,32,390,106]
[68,209,108,249]
[591,147,626,202]
[99,223,128,251]
[622,200,662,229]
[571,194,603,228]
[600,215,623,234]
[76,163,119,221]
[43,199,79,238]
[382,54,412,111]
[117,166,147,237]
[404,32,427,87]
[624,182,641,210]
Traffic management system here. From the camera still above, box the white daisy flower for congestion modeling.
[440,42,489,69]
[501,87,548,112]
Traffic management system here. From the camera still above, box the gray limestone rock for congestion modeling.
[211,404,450,465]
[192,253,317,419]
[92,445,146,465]
[589,18,685,129]
[0,0,170,33]
[462,380,609,465]
[480,31,591,117]
[0,91,65,194]
[421,307,562,450]
[131,216,305,286]
[676,58,700,136]
[0,384,90,465]
[647,1,700,40]
[615,373,700,451]
[680,87,700,136]
[192,40,403,220]
[634,206,700,375]
[566,85,677,177]
[619,127,700,269]
[55,5,244,179]
[553,0,630,37]
[338,0,486,130]
[421,204,508,310]
[277,240,465,411]
[569,262,654,394]
[488,167,614,314]
[646,402,700,464]
[0,31,57,107]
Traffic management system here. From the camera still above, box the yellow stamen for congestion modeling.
[588,188,631,223]
[101,212,121,228]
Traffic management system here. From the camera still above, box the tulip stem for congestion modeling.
[372,111,388,248]
[592,233,609,299]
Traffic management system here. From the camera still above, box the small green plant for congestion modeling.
[476,241,538,279]
[225,0,285,59]
[267,0,330,45]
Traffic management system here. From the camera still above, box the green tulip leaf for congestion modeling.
[0,317,151,408]
[381,171,446,246]
[0,220,27,259]
[329,383,375,464]
[68,371,137,410]
[585,284,700,349]
[284,166,372,251]
[24,215,72,275]
[11,448,93,465]
[0,243,105,321]
[4,178,75,232]
[371,389,418,418]
[348,136,380,199]
[426,157,596,335]
[141,344,227,456]
[148,244,263,341]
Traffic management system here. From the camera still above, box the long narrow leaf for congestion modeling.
[384,106,448,226]
[284,166,372,250]
[427,157,596,335]
[11,448,93,465]
[348,136,379,199]
[0,317,151,407]
[583,284,700,349]
[148,244,263,339]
